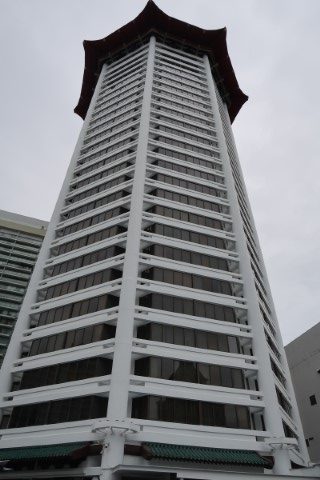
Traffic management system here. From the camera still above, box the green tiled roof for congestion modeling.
[143,442,272,468]
[0,443,87,461]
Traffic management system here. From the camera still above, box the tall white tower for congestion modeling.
[0,2,315,479]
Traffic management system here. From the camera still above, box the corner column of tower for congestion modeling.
[100,35,156,471]
[214,73,310,464]
[0,61,108,396]
[203,55,292,474]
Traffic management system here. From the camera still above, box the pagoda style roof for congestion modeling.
[74,0,248,123]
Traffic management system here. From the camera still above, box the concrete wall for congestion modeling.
[286,322,320,462]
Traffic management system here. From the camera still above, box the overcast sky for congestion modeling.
[1,0,319,344]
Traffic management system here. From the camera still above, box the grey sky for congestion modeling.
[1,0,319,344]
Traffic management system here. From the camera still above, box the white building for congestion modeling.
[0,2,318,479]
[0,210,47,366]
[286,323,320,464]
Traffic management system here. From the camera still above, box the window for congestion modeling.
[151,173,222,198]
[282,420,298,439]
[6,396,108,429]
[17,358,112,390]
[55,225,126,256]
[276,387,291,415]
[139,294,237,324]
[66,175,129,205]
[141,267,235,296]
[131,395,251,429]
[49,245,124,278]
[270,358,286,386]
[28,324,116,357]
[41,268,121,301]
[153,145,221,169]
[149,188,223,213]
[144,223,229,251]
[62,189,129,221]
[151,158,222,183]
[310,394,317,406]
[137,320,242,354]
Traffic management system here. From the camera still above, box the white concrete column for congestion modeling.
[0,63,108,397]
[98,467,114,480]
[203,55,291,475]
[101,36,156,471]
[215,89,309,464]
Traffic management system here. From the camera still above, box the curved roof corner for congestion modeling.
[74,0,248,123]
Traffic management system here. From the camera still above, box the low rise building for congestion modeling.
[286,323,320,463]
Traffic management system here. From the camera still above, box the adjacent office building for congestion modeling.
[0,210,47,366]
[0,2,317,479]
[286,323,320,464]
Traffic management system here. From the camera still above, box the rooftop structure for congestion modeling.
[74,0,248,122]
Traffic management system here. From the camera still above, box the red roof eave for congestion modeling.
[74,0,248,123]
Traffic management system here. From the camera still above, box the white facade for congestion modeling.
[0,28,317,480]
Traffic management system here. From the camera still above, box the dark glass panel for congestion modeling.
[6,396,108,428]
